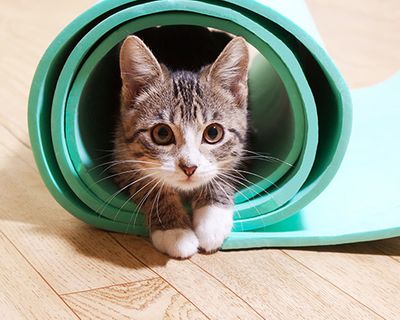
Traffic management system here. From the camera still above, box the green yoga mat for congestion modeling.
[28,0,400,250]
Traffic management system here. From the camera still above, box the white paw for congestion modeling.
[151,228,199,259]
[193,206,233,253]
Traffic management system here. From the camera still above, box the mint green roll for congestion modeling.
[29,0,362,249]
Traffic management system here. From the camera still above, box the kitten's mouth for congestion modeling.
[172,175,210,191]
[179,176,197,184]
[156,167,216,191]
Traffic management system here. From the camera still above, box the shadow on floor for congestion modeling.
[285,237,400,257]
[0,143,169,269]
[223,237,400,257]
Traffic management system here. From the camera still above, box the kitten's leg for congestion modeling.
[191,183,234,253]
[137,186,198,259]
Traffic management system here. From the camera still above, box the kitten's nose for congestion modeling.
[179,163,197,177]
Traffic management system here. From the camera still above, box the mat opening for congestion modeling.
[74,25,297,203]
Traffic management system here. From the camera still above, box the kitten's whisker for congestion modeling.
[98,160,161,175]
[218,171,274,200]
[90,148,142,161]
[125,179,161,233]
[211,177,232,204]
[114,177,159,223]
[92,167,160,186]
[242,148,291,159]
[96,172,158,217]
[147,181,162,229]
[206,181,214,207]
[241,155,293,167]
[91,153,114,162]
[219,173,273,204]
[130,179,162,232]
[88,159,161,173]
[153,181,165,230]
[212,176,246,232]
[93,147,133,153]
[88,160,121,173]
[242,149,275,156]
[225,168,280,190]
[230,171,276,202]
[215,175,263,215]
[241,149,293,167]
[209,177,227,212]
[226,168,279,188]
[129,191,151,233]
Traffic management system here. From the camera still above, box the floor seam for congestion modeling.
[0,122,31,150]
[282,249,387,320]
[189,257,266,320]
[0,231,82,320]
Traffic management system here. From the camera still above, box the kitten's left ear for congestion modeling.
[207,37,249,107]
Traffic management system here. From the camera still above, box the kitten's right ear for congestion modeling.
[205,37,249,108]
[120,35,163,101]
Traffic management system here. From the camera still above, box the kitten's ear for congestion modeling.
[207,37,249,107]
[120,35,163,101]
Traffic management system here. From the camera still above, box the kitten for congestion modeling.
[113,35,249,259]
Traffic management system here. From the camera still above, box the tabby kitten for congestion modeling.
[113,35,249,259]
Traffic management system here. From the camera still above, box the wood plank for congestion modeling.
[307,0,400,88]
[0,137,156,294]
[0,124,35,169]
[0,0,399,318]
[0,232,78,319]
[191,249,382,320]
[113,234,264,320]
[62,278,208,320]
[284,244,400,320]
[0,0,94,146]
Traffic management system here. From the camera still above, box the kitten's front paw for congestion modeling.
[193,206,233,253]
[151,228,199,259]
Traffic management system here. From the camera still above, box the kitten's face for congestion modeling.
[116,35,249,191]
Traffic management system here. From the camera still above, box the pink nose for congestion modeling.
[179,163,198,177]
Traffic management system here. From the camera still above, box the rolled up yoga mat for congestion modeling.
[28,0,400,249]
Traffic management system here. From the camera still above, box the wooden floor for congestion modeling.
[1,0,399,319]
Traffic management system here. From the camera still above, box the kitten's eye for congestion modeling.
[151,124,175,145]
[203,123,224,144]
